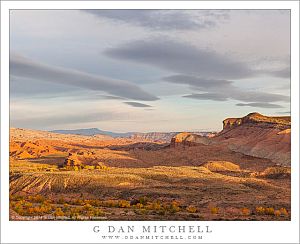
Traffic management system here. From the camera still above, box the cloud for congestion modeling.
[10,75,81,98]
[164,75,233,88]
[231,90,289,103]
[236,102,283,108]
[104,38,254,80]
[124,102,152,108]
[165,74,289,103]
[269,67,291,78]
[10,53,158,101]
[83,10,229,31]
[183,91,289,103]
[248,55,291,79]
[105,38,290,80]
[183,93,228,101]
[101,95,127,100]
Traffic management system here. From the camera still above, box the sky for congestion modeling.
[10,10,290,132]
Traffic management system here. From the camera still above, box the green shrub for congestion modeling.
[139,196,148,205]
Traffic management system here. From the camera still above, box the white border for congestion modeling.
[1,1,299,243]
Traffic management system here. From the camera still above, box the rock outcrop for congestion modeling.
[169,113,291,165]
[63,153,82,167]
[130,132,217,142]
[170,132,211,148]
[130,132,178,142]
[222,112,290,131]
[215,112,291,165]
[252,166,291,179]
[223,118,242,130]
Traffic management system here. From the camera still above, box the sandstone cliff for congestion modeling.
[215,112,291,165]
[222,112,290,131]
[170,132,211,147]
[169,113,291,166]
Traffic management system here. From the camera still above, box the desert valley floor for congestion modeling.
[9,113,291,221]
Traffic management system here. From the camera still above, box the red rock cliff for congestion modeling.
[222,112,290,131]
[216,112,291,165]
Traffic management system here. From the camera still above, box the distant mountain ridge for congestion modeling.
[51,128,217,142]
[51,128,133,138]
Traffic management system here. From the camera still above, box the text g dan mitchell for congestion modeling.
[93,225,212,234]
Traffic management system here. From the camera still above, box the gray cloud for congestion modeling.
[249,55,291,79]
[124,102,152,108]
[10,75,82,99]
[84,10,229,31]
[164,75,233,88]
[236,102,283,108]
[183,93,228,101]
[105,38,290,80]
[61,94,129,102]
[105,38,254,80]
[231,90,289,103]
[165,74,289,103]
[10,53,158,101]
[269,67,291,78]
[101,95,127,100]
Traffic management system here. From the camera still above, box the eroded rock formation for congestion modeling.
[215,112,291,165]
[170,112,291,166]
[170,132,211,148]
[222,112,290,131]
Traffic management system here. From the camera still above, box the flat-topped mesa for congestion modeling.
[222,112,290,130]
